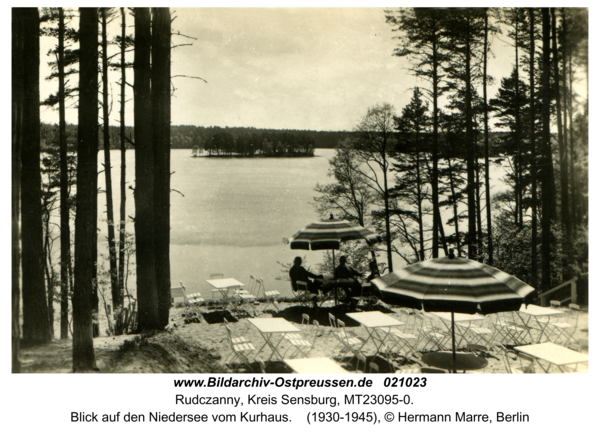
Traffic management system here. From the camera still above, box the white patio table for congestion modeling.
[514,342,588,373]
[516,304,565,343]
[430,312,491,348]
[207,278,245,309]
[284,357,350,374]
[346,311,412,356]
[248,318,302,361]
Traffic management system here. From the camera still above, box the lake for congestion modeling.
[96,148,510,299]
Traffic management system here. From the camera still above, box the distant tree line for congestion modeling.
[42,122,522,157]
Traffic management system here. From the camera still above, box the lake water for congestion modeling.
[96,148,510,299]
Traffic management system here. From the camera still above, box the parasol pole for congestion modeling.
[331,249,338,306]
[451,311,457,373]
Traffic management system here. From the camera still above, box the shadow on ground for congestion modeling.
[271,303,395,327]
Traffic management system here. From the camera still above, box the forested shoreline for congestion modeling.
[41,122,516,158]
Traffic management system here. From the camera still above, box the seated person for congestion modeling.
[334,256,364,298]
[366,259,380,281]
[289,257,324,295]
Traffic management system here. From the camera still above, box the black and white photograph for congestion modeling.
[8,3,593,430]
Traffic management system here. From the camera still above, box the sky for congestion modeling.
[37,7,514,132]
[36,6,585,132]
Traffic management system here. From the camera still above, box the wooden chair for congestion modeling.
[224,324,255,370]
[334,318,365,358]
[257,277,280,311]
[171,281,188,305]
[283,319,320,358]
[292,280,318,308]
[497,344,535,374]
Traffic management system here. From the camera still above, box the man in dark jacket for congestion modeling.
[289,257,324,294]
[334,256,363,298]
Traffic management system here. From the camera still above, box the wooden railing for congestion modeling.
[539,277,578,307]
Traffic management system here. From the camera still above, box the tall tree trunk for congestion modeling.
[58,7,71,339]
[101,9,120,309]
[118,7,127,307]
[561,9,573,229]
[541,8,553,292]
[552,8,570,280]
[20,7,52,345]
[12,7,31,372]
[514,19,523,228]
[382,152,393,272]
[483,9,493,265]
[43,213,55,340]
[134,7,160,330]
[431,34,440,259]
[152,7,172,327]
[529,8,538,289]
[475,156,483,258]
[442,145,462,256]
[566,20,577,226]
[465,20,477,260]
[415,125,425,261]
[73,7,99,372]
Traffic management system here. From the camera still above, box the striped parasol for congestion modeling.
[287,215,382,251]
[372,256,536,315]
[372,254,536,363]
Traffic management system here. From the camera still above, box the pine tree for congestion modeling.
[391,88,431,261]
[100,7,120,309]
[72,7,99,371]
[353,103,397,272]
[134,7,160,330]
[443,8,488,259]
[152,7,172,327]
[386,8,451,258]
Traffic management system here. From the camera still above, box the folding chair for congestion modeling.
[331,318,365,358]
[491,316,527,346]
[223,318,250,344]
[283,319,320,358]
[292,280,318,308]
[187,292,205,305]
[549,303,580,347]
[257,277,280,311]
[237,289,258,316]
[515,353,536,373]
[328,312,338,328]
[352,283,376,309]
[397,308,416,334]
[414,313,450,351]
[224,324,255,370]
[497,344,535,374]
[385,328,419,358]
[170,281,188,305]
[181,281,204,306]
[458,321,495,347]
[248,275,258,294]
[465,343,497,373]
